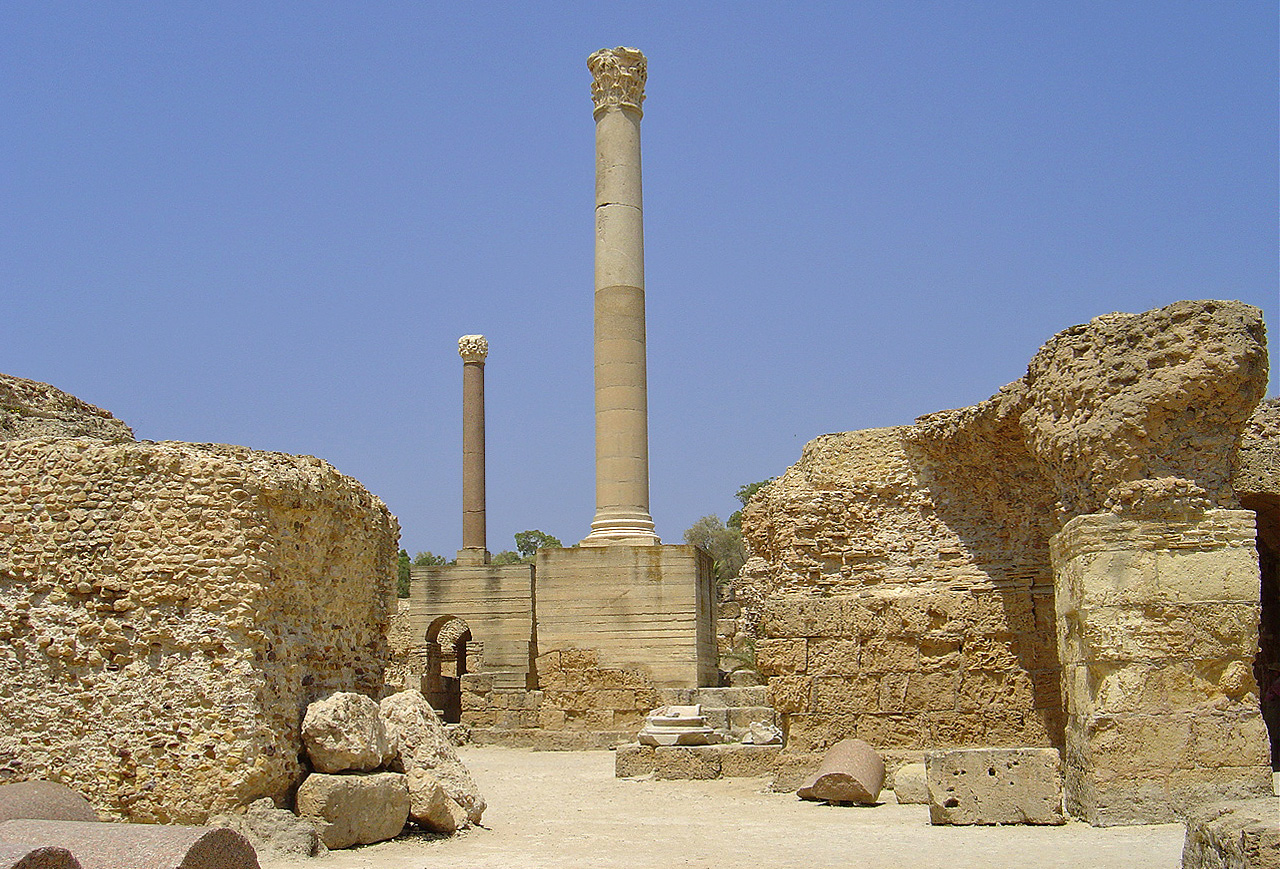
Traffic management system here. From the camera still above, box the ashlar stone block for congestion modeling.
[925,748,1065,825]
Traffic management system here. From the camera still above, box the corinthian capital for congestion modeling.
[588,47,646,118]
[458,335,488,363]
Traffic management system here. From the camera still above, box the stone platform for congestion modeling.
[615,743,783,779]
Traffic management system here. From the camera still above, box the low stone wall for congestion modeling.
[458,649,658,747]
[758,587,1060,756]
[0,437,398,823]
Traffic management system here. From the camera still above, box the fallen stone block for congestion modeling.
[381,690,486,824]
[614,744,656,778]
[652,747,720,781]
[925,748,1064,825]
[0,843,80,869]
[1182,798,1280,869]
[797,739,885,805]
[295,772,409,851]
[208,798,326,859]
[0,783,99,823]
[0,819,258,868]
[303,692,397,774]
[892,763,929,805]
[405,771,468,835]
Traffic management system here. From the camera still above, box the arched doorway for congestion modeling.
[1243,494,1279,771]
[424,615,472,724]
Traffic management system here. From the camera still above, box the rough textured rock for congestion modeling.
[892,762,929,805]
[0,819,259,868]
[1053,510,1271,825]
[738,301,1273,808]
[0,394,400,823]
[1020,300,1267,519]
[0,783,98,823]
[0,375,133,443]
[405,770,467,834]
[208,798,326,859]
[1182,798,1280,869]
[925,748,1064,825]
[302,692,397,774]
[294,772,409,851]
[0,843,80,869]
[380,690,485,825]
[797,739,885,804]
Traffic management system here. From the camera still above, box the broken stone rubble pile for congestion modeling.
[293,690,485,850]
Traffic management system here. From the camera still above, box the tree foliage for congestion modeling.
[515,530,562,559]
[683,514,745,585]
[728,478,774,530]
[397,549,411,598]
[412,551,448,566]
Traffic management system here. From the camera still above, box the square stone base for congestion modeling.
[535,545,717,687]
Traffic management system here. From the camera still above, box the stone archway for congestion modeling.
[1242,493,1279,770]
[425,615,473,724]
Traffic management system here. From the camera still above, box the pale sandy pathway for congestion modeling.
[263,746,1186,869]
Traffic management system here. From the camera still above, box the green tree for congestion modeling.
[396,549,411,598]
[683,514,745,585]
[728,478,774,530]
[514,530,562,559]
[412,551,448,567]
[491,550,523,565]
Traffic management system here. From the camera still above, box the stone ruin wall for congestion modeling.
[0,375,399,824]
[740,300,1274,785]
[741,398,1063,758]
[458,648,662,748]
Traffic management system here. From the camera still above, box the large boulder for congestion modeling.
[294,773,409,851]
[379,690,485,825]
[405,770,468,834]
[208,798,326,860]
[302,693,397,774]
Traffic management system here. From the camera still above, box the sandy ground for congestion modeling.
[261,746,1187,869]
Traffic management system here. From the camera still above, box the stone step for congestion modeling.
[616,743,783,779]
[699,706,777,737]
[657,686,769,708]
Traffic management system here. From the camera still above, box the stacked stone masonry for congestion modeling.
[739,300,1275,821]
[0,375,399,824]
[1052,510,1271,825]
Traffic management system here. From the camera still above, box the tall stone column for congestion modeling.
[583,46,659,546]
[457,335,490,566]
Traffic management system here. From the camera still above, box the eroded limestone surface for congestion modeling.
[0,381,399,824]
[740,300,1273,809]
[1020,300,1267,518]
[0,374,133,443]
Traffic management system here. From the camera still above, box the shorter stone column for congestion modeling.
[457,335,489,566]
[1051,509,1271,825]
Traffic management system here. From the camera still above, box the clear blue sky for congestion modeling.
[3,3,1276,556]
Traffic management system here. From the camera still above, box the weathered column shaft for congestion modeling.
[458,335,489,565]
[584,46,659,545]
